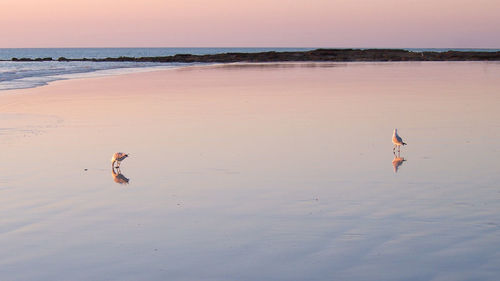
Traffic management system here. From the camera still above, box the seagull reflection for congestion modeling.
[112,166,130,184]
[392,154,406,173]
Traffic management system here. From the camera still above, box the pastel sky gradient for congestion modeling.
[1,0,499,47]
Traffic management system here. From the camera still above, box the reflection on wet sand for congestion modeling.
[392,154,406,173]
[211,62,344,70]
[112,167,129,184]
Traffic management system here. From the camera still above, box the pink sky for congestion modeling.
[1,0,499,48]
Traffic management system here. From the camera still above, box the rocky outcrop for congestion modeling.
[11,57,53,61]
[7,49,500,62]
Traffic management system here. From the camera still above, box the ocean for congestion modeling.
[0,47,498,92]
[0,48,314,91]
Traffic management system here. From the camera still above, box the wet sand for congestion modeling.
[1,62,500,280]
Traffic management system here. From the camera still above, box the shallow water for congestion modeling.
[1,62,500,280]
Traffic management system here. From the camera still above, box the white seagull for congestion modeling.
[111,152,129,168]
[392,129,407,153]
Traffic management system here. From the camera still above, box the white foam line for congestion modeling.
[0,63,200,92]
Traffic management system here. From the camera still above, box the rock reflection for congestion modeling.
[112,166,130,184]
[392,154,406,173]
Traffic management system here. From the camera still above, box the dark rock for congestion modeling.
[7,49,500,63]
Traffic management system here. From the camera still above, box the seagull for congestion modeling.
[111,152,129,168]
[392,129,407,153]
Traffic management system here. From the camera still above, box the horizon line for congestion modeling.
[1,46,499,49]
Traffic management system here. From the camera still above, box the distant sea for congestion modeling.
[1,47,498,91]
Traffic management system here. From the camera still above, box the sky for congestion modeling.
[0,0,499,48]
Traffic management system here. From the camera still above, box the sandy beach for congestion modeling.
[1,62,500,280]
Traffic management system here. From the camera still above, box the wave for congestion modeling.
[0,61,189,91]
